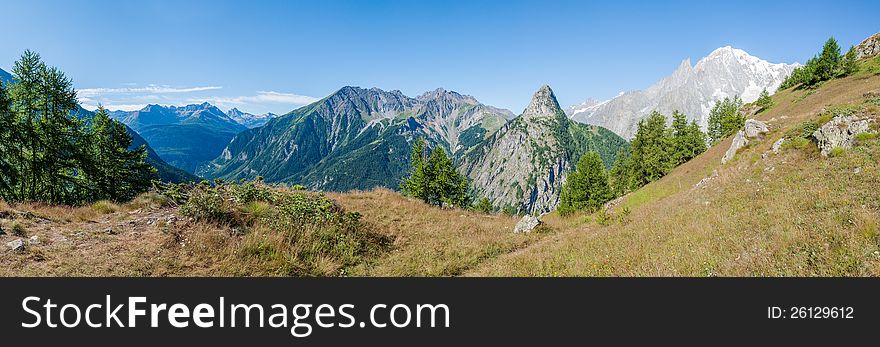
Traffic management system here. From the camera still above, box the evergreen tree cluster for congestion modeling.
[559,110,707,215]
[400,138,470,208]
[0,50,156,204]
[779,37,860,90]
[707,95,745,143]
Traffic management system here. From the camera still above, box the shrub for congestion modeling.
[473,197,494,214]
[91,200,119,215]
[179,183,235,225]
[596,209,613,226]
[828,147,846,157]
[11,221,27,237]
[156,179,391,276]
[787,120,819,140]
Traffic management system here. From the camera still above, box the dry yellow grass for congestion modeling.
[328,189,544,276]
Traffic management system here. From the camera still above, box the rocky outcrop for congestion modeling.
[812,115,875,156]
[722,119,769,164]
[461,85,626,214]
[856,33,880,60]
[514,215,542,233]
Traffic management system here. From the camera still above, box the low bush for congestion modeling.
[155,180,391,275]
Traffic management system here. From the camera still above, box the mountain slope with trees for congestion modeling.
[201,86,512,192]
[461,85,628,214]
[109,103,247,173]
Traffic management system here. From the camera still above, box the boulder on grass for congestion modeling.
[514,215,542,233]
[812,115,874,157]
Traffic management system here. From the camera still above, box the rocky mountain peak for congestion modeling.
[522,85,562,118]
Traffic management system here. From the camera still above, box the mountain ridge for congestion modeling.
[201,86,515,192]
[568,46,798,138]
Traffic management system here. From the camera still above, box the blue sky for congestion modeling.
[1,0,878,115]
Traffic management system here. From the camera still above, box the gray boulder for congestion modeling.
[514,215,542,233]
[6,239,25,253]
[28,235,40,245]
[722,119,769,164]
[743,119,769,138]
[812,115,874,156]
[771,138,785,154]
[722,130,747,164]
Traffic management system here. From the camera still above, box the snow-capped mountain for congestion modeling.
[568,46,799,139]
[226,108,278,128]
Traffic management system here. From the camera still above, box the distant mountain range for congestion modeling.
[107,103,248,173]
[226,108,277,128]
[568,46,798,139]
[199,87,515,191]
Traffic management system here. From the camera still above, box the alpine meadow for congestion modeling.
[2,3,880,278]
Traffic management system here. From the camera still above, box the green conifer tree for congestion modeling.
[755,88,773,110]
[558,151,612,216]
[629,111,674,188]
[86,107,156,202]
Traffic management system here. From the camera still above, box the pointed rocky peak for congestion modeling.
[522,85,562,119]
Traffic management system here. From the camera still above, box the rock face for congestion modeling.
[513,215,542,233]
[856,33,880,60]
[569,47,798,139]
[203,86,514,192]
[461,85,627,214]
[812,115,875,156]
[722,119,769,164]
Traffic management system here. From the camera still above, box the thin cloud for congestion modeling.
[80,103,149,112]
[78,84,222,97]
[195,91,319,106]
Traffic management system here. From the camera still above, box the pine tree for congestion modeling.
[401,139,470,208]
[8,50,45,201]
[755,88,773,110]
[813,37,841,83]
[0,81,17,201]
[86,107,156,202]
[707,96,744,142]
[401,138,429,200]
[1,50,156,205]
[839,46,859,77]
[38,66,83,204]
[670,111,707,165]
[608,147,631,197]
[427,146,470,208]
[629,111,674,188]
[558,151,612,216]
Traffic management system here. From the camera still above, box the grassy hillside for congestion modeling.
[2,57,879,277]
[472,56,880,276]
